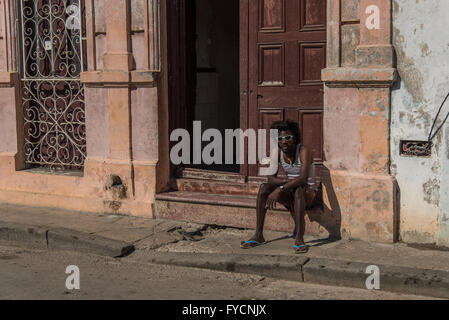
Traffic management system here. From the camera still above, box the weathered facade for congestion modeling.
[391,0,449,245]
[0,0,447,245]
[0,0,161,217]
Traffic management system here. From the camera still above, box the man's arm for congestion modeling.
[265,148,283,185]
[267,175,287,185]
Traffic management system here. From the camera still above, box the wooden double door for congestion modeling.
[242,0,326,177]
[168,0,326,178]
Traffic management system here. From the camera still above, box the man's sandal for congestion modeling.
[293,244,309,254]
[240,240,264,249]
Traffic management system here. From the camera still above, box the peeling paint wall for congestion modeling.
[391,0,449,244]
[341,0,360,67]
[437,126,449,246]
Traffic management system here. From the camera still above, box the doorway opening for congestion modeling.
[194,0,240,173]
[168,0,241,175]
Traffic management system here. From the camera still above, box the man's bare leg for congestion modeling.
[289,188,314,237]
[288,210,297,238]
[241,183,278,246]
[293,186,307,251]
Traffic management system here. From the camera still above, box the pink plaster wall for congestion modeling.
[85,87,109,158]
[0,7,4,71]
[0,42,5,70]
[131,32,145,70]
[95,34,106,71]
[94,0,106,33]
[0,87,17,153]
[131,0,145,30]
[324,87,360,171]
[131,86,159,161]
[91,0,106,71]
[130,0,145,70]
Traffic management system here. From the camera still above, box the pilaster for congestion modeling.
[321,0,399,242]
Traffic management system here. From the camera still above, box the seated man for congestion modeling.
[241,120,318,253]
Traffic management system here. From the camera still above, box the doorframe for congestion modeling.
[165,0,196,180]
[164,0,251,180]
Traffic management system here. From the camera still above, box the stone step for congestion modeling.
[155,191,329,237]
[177,168,268,183]
[178,168,247,183]
[176,178,261,196]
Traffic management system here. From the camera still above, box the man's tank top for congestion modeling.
[280,144,317,190]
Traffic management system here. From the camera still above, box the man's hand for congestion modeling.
[266,188,281,210]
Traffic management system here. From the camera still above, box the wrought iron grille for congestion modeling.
[19,0,86,171]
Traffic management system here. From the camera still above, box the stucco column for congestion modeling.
[103,0,133,71]
[356,0,394,68]
[81,0,137,215]
[103,0,133,161]
[321,0,399,242]
[80,0,161,218]
[0,0,23,171]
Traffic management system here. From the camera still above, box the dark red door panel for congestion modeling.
[247,0,326,177]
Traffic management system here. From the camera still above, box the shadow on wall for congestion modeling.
[307,166,342,241]
[308,166,401,243]
[393,181,401,243]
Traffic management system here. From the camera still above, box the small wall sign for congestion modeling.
[400,140,432,157]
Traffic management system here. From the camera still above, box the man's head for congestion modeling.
[270,120,300,154]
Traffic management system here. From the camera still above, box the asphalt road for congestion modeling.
[0,245,436,300]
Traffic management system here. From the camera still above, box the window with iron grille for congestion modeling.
[18,0,87,171]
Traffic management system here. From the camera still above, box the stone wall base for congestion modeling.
[322,169,399,242]
[0,154,156,218]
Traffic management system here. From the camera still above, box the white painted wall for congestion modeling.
[437,126,449,246]
[391,0,449,244]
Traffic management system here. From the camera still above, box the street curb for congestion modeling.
[303,258,449,299]
[0,222,48,249]
[147,252,449,299]
[2,219,448,299]
[148,252,309,282]
[0,221,135,258]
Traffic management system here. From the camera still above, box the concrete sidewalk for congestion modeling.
[1,203,449,299]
